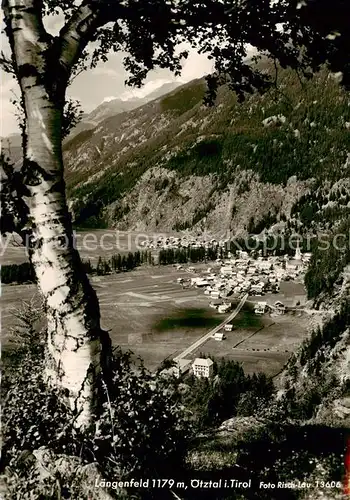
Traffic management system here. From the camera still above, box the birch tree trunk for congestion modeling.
[3,0,111,428]
[24,88,111,427]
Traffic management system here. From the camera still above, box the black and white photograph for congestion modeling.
[0,0,349,498]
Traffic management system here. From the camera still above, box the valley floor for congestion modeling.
[2,264,320,375]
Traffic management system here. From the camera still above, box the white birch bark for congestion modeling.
[2,0,111,428]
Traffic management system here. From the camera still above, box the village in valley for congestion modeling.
[2,230,315,381]
[136,234,314,380]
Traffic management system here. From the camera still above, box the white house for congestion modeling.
[196,279,210,287]
[238,251,249,260]
[257,261,272,271]
[247,266,257,275]
[192,358,214,378]
[251,282,265,295]
[218,303,231,314]
[209,299,222,309]
[213,332,226,341]
[175,359,192,377]
[161,359,192,378]
[274,301,286,314]
[254,301,267,315]
[286,261,299,271]
[235,259,247,268]
[220,266,234,276]
[224,323,234,332]
[241,281,251,292]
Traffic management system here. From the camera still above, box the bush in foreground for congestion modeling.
[1,302,191,498]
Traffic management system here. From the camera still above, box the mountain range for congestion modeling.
[66,81,180,140]
[0,81,180,167]
[59,66,350,240]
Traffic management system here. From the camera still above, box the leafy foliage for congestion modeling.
[62,99,85,139]
[2,303,191,496]
[234,423,346,499]
[0,154,29,238]
[94,350,191,479]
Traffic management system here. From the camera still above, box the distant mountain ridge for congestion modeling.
[0,81,181,161]
[65,81,181,141]
[86,82,180,125]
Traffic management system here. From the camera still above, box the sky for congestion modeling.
[0,11,214,138]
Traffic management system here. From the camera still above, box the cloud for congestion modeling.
[95,48,213,105]
[99,77,175,104]
[1,98,20,138]
[101,96,118,103]
[0,73,21,137]
[118,78,174,101]
[92,67,121,79]
[177,50,213,83]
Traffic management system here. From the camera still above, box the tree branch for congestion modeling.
[57,1,119,80]
[0,50,16,75]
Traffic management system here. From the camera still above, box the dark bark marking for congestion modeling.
[24,7,37,15]
[18,63,40,80]
[10,14,23,21]
[23,159,53,186]
[48,179,66,194]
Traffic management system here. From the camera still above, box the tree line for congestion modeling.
[84,250,154,275]
[1,251,153,284]
[304,216,350,299]
[1,263,36,285]
[158,245,217,265]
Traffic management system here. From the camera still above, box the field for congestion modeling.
[2,262,314,375]
[2,266,224,368]
[194,308,310,375]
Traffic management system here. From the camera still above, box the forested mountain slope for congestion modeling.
[63,66,350,236]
